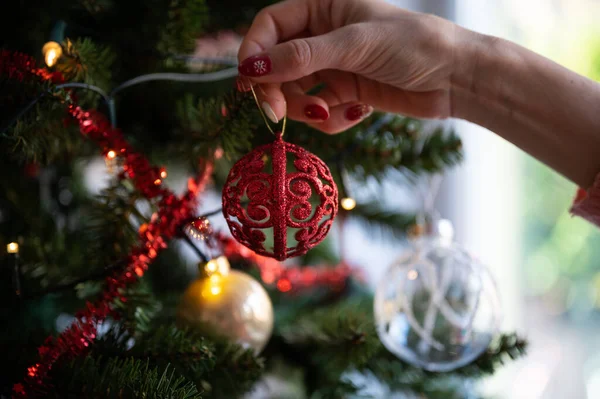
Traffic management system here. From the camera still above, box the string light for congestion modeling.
[277,279,292,292]
[42,42,62,67]
[104,150,118,173]
[407,270,419,280]
[160,169,167,179]
[337,161,356,211]
[7,242,19,254]
[341,197,356,211]
[41,20,66,68]
[153,178,162,186]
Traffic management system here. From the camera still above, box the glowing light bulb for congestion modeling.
[407,270,419,280]
[160,169,167,179]
[205,259,218,274]
[42,41,62,67]
[7,242,19,254]
[341,197,356,211]
[154,178,162,186]
[106,150,116,159]
[199,256,230,279]
[277,279,292,292]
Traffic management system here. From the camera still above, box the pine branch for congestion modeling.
[7,104,82,164]
[110,281,164,334]
[5,177,143,298]
[77,0,114,15]
[92,324,217,376]
[299,236,340,265]
[1,77,79,164]
[401,128,463,174]
[199,340,264,398]
[158,0,209,57]
[454,333,528,377]
[81,179,147,269]
[363,332,527,393]
[45,356,201,398]
[132,326,215,369]
[279,298,380,373]
[286,114,463,179]
[351,201,416,238]
[16,221,105,294]
[0,50,82,164]
[310,380,362,399]
[276,294,526,396]
[175,91,257,160]
[92,318,262,399]
[57,38,115,107]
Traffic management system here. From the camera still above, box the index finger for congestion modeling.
[238,0,316,61]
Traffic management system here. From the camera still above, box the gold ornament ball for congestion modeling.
[177,256,274,354]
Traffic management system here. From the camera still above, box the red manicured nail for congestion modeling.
[304,104,329,121]
[345,104,374,121]
[238,55,272,77]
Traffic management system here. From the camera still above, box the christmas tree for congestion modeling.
[0,1,526,398]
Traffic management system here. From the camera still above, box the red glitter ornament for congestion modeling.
[222,132,338,261]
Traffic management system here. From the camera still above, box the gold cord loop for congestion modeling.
[249,84,287,136]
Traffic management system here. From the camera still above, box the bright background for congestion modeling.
[344,0,600,398]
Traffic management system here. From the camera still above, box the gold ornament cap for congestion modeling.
[199,255,230,278]
[408,218,455,247]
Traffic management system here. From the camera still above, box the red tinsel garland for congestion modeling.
[220,235,355,294]
[0,50,64,84]
[2,52,213,398]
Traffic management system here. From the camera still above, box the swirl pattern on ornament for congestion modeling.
[222,134,338,260]
[392,245,486,352]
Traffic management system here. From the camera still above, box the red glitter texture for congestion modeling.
[222,132,338,261]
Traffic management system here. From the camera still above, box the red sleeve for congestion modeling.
[571,174,600,227]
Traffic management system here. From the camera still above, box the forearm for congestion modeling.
[451,29,600,188]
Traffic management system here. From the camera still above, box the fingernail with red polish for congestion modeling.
[238,55,272,77]
[304,104,329,121]
[345,104,374,121]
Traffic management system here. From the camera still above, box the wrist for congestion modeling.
[450,28,501,121]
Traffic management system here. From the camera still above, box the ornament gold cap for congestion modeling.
[408,219,454,241]
[199,256,230,278]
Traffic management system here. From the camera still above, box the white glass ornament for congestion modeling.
[374,220,502,372]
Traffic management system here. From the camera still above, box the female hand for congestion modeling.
[238,0,600,189]
[237,0,471,133]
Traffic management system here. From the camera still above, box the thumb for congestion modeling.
[238,25,367,83]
